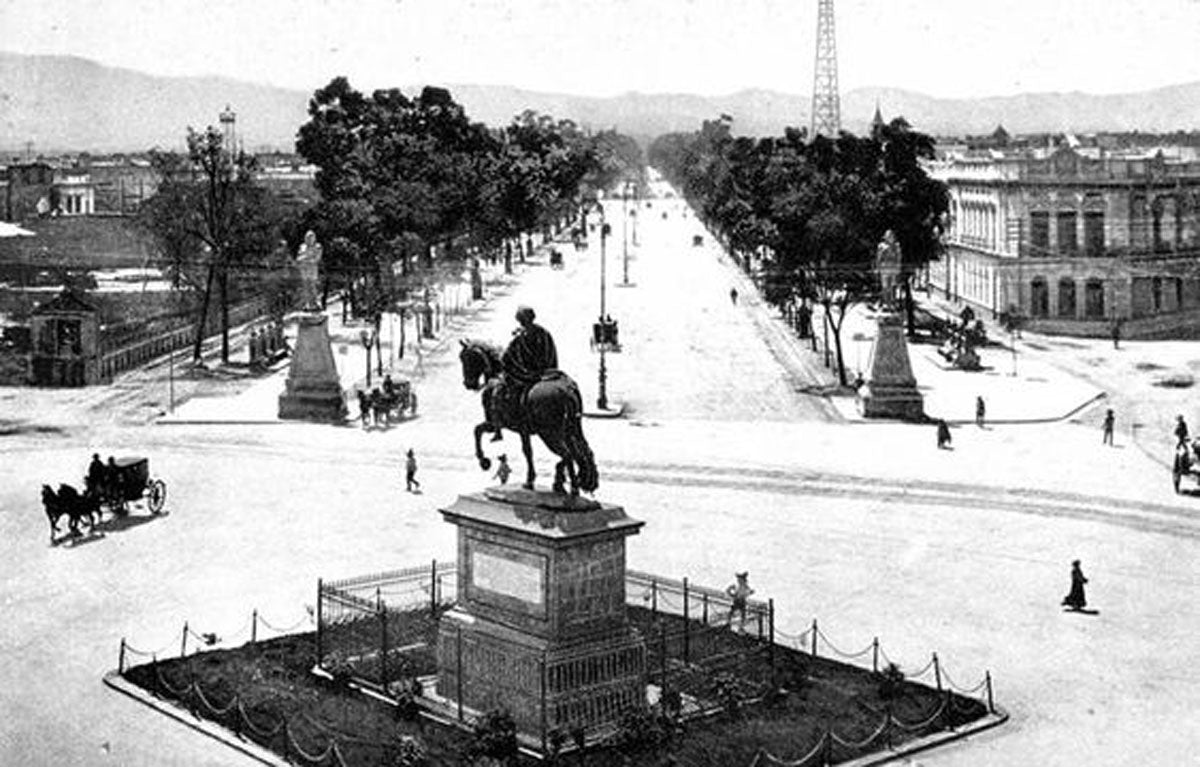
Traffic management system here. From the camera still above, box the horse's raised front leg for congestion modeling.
[473,423,494,471]
[520,432,536,490]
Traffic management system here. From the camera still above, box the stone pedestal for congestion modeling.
[278,313,347,422]
[437,487,646,742]
[858,312,925,421]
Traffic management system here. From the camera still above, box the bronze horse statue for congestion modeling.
[459,340,598,495]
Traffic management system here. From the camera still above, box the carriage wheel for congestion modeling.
[148,479,167,513]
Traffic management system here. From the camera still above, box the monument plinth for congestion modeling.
[436,488,647,741]
[857,311,925,421]
[278,313,347,421]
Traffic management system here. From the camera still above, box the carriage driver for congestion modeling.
[85,453,105,497]
[490,306,558,441]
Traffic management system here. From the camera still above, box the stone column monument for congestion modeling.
[436,487,647,746]
[278,231,347,421]
[857,231,925,420]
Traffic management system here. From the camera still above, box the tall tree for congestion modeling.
[139,127,284,363]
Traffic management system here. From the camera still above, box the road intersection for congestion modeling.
[1,183,1197,765]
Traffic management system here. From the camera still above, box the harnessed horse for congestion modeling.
[459,340,598,495]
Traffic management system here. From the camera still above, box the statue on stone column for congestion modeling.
[295,230,324,312]
[875,229,902,310]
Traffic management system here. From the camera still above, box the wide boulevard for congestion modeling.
[1,179,1197,765]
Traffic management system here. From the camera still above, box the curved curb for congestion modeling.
[829,391,1108,427]
[102,670,288,767]
[583,401,627,419]
[837,706,1010,767]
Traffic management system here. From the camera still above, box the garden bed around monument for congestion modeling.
[118,604,995,767]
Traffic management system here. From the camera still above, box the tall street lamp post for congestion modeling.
[582,197,611,410]
[359,328,375,387]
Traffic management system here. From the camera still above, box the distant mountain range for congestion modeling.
[2,52,1199,154]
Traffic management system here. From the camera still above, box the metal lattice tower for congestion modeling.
[811,0,841,138]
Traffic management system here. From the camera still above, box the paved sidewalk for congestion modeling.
[702,234,1105,426]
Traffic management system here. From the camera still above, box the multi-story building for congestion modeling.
[927,144,1200,337]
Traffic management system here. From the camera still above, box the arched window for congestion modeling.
[1058,279,1076,318]
[1031,278,1049,318]
[1085,279,1106,318]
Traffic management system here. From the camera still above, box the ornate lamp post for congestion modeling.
[581,197,612,410]
[359,327,375,387]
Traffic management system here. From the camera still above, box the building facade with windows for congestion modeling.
[927,145,1200,337]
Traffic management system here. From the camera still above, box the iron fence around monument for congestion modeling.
[317,561,457,696]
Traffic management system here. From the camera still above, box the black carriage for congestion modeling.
[1172,443,1199,493]
[549,249,564,269]
[99,456,167,515]
[374,378,418,423]
[590,317,621,352]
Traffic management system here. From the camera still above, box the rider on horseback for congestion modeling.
[491,306,558,440]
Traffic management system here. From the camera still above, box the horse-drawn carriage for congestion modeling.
[363,376,418,426]
[590,316,620,352]
[1172,442,1200,493]
[549,249,564,270]
[42,455,167,542]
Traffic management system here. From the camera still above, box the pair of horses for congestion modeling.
[458,340,597,496]
[41,484,102,542]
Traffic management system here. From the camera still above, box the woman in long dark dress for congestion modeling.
[1062,560,1088,610]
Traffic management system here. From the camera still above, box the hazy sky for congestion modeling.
[2,0,1199,98]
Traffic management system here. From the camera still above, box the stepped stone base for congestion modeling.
[278,313,347,422]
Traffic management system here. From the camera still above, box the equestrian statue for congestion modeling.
[459,307,598,495]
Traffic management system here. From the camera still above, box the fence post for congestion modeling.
[768,599,775,676]
[181,622,188,658]
[316,579,324,666]
[119,638,126,675]
[985,671,995,714]
[380,606,389,692]
[457,624,464,722]
[651,580,658,616]
[811,619,818,656]
[933,653,941,691]
[540,654,548,754]
[659,621,667,686]
[251,609,258,645]
[682,578,690,665]
[431,559,438,615]
[702,593,709,625]
[872,637,879,673]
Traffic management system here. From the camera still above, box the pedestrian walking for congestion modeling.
[1175,415,1189,448]
[729,287,739,305]
[1102,409,1115,446]
[493,454,511,485]
[975,396,987,428]
[1111,319,1122,350]
[936,419,953,449]
[404,449,421,492]
[1061,560,1089,611]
